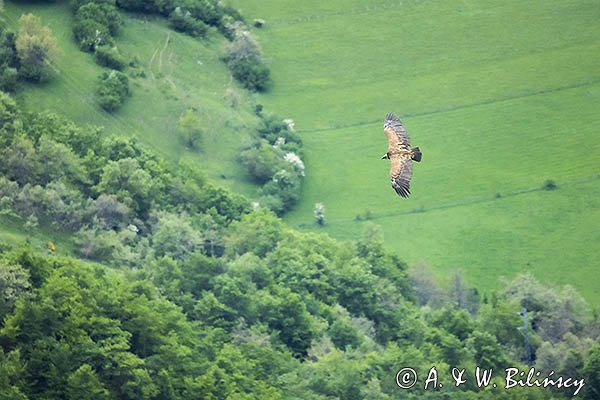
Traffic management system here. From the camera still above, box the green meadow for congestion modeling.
[231,0,600,302]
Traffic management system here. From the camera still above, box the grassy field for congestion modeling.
[3,0,260,196]
[230,0,600,302]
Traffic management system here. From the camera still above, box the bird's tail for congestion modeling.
[411,147,422,162]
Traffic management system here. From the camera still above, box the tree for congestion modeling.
[240,140,284,184]
[329,319,362,351]
[66,364,111,400]
[169,7,209,37]
[37,135,87,185]
[225,211,284,258]
[94,45,127,70]
[16,14,61,82]
[260,167,302,215]
[261,289,315,358]
[408,263,444,307]
[0,263,31,319]
[95,157,153,213]
[96,70,130,112]
[223,26,270,91]
[0,29,20,92]
[150,211,203,260]
[582,344,600,400]
[73,3,121,51]
[86,194,131,230]
[177,108,203,149]
[449,269,480,314]
[0,349,28,400]
[1,135,40,185]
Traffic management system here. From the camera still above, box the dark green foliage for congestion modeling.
[582,345,600,399]
[116,0,164,14]
[227,57,270,92]
[431,307,474,341]
[95,70,130,111]
[66,364,111,400]
[175,0,221,26]
[0,30,20,92]
[329,319,362,351]
[467,330,511,370]
[73,3,122,51]
[15,14,61,83]
[223,28,271,92]
[77,3,122,36]
[0,349,28,400]
[260,167,302,215]
[257,113,302,155]
[169,6,209,37]
[543,179,558,190]
[94,45,127,70]
[240,140,284,184]
[0,263,32,320]
[71,0,116,10]
[260,288,315,358]
[73,16,111,52]
[115,0,244,31]
[225,211,283,258]
[239,112,305,215]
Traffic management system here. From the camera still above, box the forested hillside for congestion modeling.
[0,0,599,399]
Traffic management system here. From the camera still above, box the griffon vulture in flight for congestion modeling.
[381,113,422,197]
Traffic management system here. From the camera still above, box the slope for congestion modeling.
[3,0,259,196]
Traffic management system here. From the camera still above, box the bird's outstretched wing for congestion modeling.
[390,153,412,197]
[384,112,411,152]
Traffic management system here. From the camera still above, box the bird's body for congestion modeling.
[382,113,421,197]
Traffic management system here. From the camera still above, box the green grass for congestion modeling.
[231,0,600,303]
[0,214,77,257]
[3,0,260,196]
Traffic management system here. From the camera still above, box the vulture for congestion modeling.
[381,113,422,197]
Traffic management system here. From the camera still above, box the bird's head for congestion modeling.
[381,153,389,160]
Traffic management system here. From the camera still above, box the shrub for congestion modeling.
[73,3,122,51]
[0,68,18,92]
[228,56,270,92]
[258,114,303,155]
[176,0,223,26]
[0,30,20,91]
[240,141,284,184]
[116,0,163,14]
[177,108,203,149]
[96,70,130,111]
[94,45,127,70]
[73,18,112,52]
[543,179,557,191]
[71,0,116,11]
[169,7,209,37]
[260,168,301,216]
[16,14,61,82]
[314,203,325,226]
[223,27,270,91]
